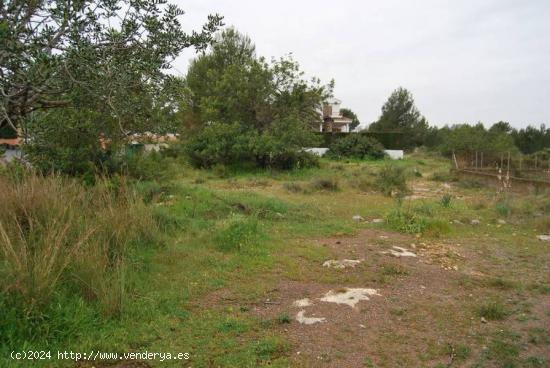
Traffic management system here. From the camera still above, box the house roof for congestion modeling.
[326,97,342,105]
[0,138,20,146]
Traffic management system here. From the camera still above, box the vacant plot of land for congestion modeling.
[5,154,549,368]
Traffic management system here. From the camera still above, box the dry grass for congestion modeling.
[0,174,158,316]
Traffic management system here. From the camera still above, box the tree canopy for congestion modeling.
[340,108,360,132]
[182,28,332,169]
[0,0,223,134]
[368,87,428,149]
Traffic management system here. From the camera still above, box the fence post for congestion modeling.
[452,151,459,169]
[481,152,484,170]
[507,151,510,176]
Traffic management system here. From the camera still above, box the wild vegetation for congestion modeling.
[1,151,548,367]
[1,1,549,367]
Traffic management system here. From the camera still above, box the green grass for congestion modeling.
[3,152,549,367]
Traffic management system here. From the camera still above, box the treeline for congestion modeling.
[362,87,549,155]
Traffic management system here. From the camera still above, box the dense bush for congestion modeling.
[184,122,255,168]
[252,118,321,169]
[185,119,320,170]
[327,134,385,160]
[23,110,115,181]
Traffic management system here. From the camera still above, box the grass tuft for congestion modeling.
[477,301,508,321]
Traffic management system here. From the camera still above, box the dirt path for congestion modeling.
[204,228,547,367]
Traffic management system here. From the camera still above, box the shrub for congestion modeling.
[386,208,428,234]
[119,150,176,182]
[375,164,408,197]
[309,176,339,192]
[24,111,112,181]
[327,134,385,160]
[277,312,291,324]
[440,194,452,208]
[495,200,512,217]
[185,122,255,168]
[23,110,178,183]
[185,118,320,170]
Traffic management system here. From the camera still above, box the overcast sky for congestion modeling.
[173,0,550,129]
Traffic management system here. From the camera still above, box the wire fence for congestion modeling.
[452,151,550,190]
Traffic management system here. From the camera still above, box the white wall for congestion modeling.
[384,150,404,159]
[304,147,329,156]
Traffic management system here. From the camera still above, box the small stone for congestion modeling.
[322,259,362,269]
[481,317,487,323]
[471,219,481,225]
[380,246,416,258]
[293,298,312,307]
[537,235,550,242]
[296,310,326,325]
[497,219,506,224]
[453,219,463,224]
[371,218,384,223]
[352,215,364,222]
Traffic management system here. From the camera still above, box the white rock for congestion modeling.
[293,298,313,307]
[296,310,326,325]
[380,246,417,258]
[471,219,481,225]
[371,218,384,223]
[537,235,550,241]
[320,288,380,308]
[352,215,364,222]
[497,219,506,225]
[322,259,362,269]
